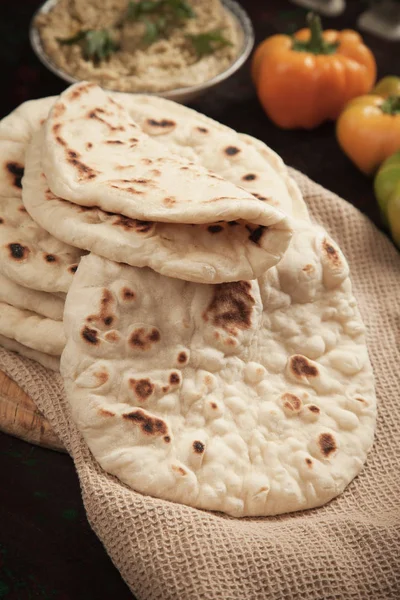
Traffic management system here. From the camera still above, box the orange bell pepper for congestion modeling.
[252,14,376,130]
[336,76,400,175]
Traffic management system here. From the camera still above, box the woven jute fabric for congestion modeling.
[1,170,399,600]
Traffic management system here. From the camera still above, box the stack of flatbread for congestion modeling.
[0,99,82,371]
[0,82,376,518]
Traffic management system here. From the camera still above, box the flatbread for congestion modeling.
[35,82,292,284]
[0,334,60,372]
[0,301,65,356]
[0,136,84,293]
[0,93,307,220]
[0,272,64,320]
[61,222,376,517]
[44,83,291,228]
[23,128,292,284]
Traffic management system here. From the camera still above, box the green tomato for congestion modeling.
[373,76,400,98]
[374,150,400,227]
[387,190,400,249]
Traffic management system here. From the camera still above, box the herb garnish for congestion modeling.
[127,0,195,44]
[187,29,232,58]
[59,29,119,62]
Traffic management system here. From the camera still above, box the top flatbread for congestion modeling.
[0,93,307,221]
[43,83,291,227]
[37,82,293,283]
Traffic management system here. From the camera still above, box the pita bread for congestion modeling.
[61,221,375,517]
[0,301,65,356]
[0,272,64,320]
[23,128,292,284]
[0,334,60,371]
[34,82,292,284]
[0,131,84,293]
[0,93,307,220]
[44,83,291,228]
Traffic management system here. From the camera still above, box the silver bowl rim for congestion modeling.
[29,0,255,99]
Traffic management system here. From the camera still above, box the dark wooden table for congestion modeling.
[0,1,398,598]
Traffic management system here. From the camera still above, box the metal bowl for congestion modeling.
[29,0,254,104]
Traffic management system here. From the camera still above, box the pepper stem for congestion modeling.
[381,95,400,115]
[308,13,324,53]
[292,12,338,56]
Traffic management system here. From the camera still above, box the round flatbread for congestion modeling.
[61,221,376,517]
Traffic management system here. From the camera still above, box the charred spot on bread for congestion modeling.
[123,409,167,436]
[203,281,255,334]
[193,441,205,453]
[290,355,318,378]
[81,326,99,345]
[225,146,240,156]
[208,225,223,234]
[8,243,29,261]
[318,433,337,458]
[169,372,180,385]
[6,162,24,189]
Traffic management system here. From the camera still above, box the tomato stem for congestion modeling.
[381,95,400,115]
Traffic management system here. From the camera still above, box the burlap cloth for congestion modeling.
[1,170,399,599]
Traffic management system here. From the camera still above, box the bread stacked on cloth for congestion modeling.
[0,82,376,518]
[0,85,296,370]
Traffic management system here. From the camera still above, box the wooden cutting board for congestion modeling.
[0,370,66,452]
